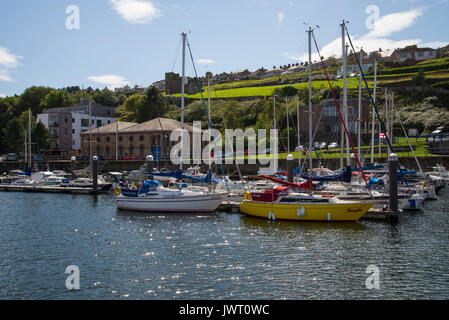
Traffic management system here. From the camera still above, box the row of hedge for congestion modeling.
[379,61,449,76]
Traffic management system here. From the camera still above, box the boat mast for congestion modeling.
[296,96,301,169]
[180,32,186,171]
[370,57,377,164]
[24,129,27,168]
[115,121,118,161]
[286,96,290,153]
[28,108,32,170]
[273,95,276,133]
[385,88,390,154]
[357,48,363,161]
[307,27,313,178]
[341,21,349,166]
[89,99,93,178]
[208,72,211,121]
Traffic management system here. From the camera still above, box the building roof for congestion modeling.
[121,118,195,133]
[82,118,197,136]
[81,121,136,135]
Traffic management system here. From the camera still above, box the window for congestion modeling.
[97,120,102,127]
[107,121,111,124]
[119,136,123,142]
[139,135,144,141]
[65,118,68,123]
[417,51,424,57]
[139,145,145,158]
[72,118,75,123]
[72,129,75,134]
[97,137,101,143]
[81,119,89,127]
[106,137,110,143]
[129,136,134,142]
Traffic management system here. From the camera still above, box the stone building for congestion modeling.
[165,72,200,95]
[80,118,196,160]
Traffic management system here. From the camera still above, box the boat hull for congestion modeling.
[116,192,228,213]
[240,201,373,222]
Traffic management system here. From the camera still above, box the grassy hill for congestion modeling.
[168,56,449,100]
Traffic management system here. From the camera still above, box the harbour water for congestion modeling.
[0,190,448,300]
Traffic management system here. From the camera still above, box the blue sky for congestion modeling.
[0,0,448,97]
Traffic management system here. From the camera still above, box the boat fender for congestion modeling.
[114,187,121,196]
[268,211,276,221]
[297,206,305,218]
[327,212,331,222]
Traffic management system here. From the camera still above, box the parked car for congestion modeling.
[319,142,328,150]
[328,142,338,149]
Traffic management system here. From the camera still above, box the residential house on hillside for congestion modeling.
[263,67,283,78]
[437,44,449,57]
[230,69,250,81]
[249,68,267,80]
[392,45,437,64]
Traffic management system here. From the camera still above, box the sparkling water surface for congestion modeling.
[0,190,448,300]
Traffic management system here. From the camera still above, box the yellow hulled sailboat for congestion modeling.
[240,191,374,222]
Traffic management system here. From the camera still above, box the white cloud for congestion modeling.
[283,8,433,63]
[0,47,22,82]
[420,41,449,49]
[277,12,284,23]
[197,59,216,65]
[87,74,130,89]
[365,8,424,38]
[0,94,6,98]
[109,0,161,24]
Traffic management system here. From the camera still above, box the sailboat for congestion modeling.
[115,33,229,213]
[240,26,374,222]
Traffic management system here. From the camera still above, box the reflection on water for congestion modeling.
[0,191,448,300]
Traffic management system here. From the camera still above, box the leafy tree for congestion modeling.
[93,88,120,106]
[16,86,53,116]
[40,90,75,111]
[412,68,426,86]
[137,87,167,123]
[32,121,51,151]
[116,94,145,122]
[273,86,298,97]
[2,118,25,153]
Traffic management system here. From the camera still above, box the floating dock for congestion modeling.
[0,184,110,194]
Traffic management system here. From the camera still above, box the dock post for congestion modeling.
[388,153,399,222]
[92,156,98,192]
[71,156,76,180]
[146,154,154,172]
[287,154,294,183]
[350,153,356,170]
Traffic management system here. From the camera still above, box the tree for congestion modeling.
[273,86,298,97]
[2,118,25,153]
[115,94,145,122]
[137,87,167,123]
[32,121,51,151]
[412,68,426,86]
[16,86,53,116]
[93,88,120,106]
[40,89,75,111]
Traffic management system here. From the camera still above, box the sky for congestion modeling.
[0,0,448,97]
